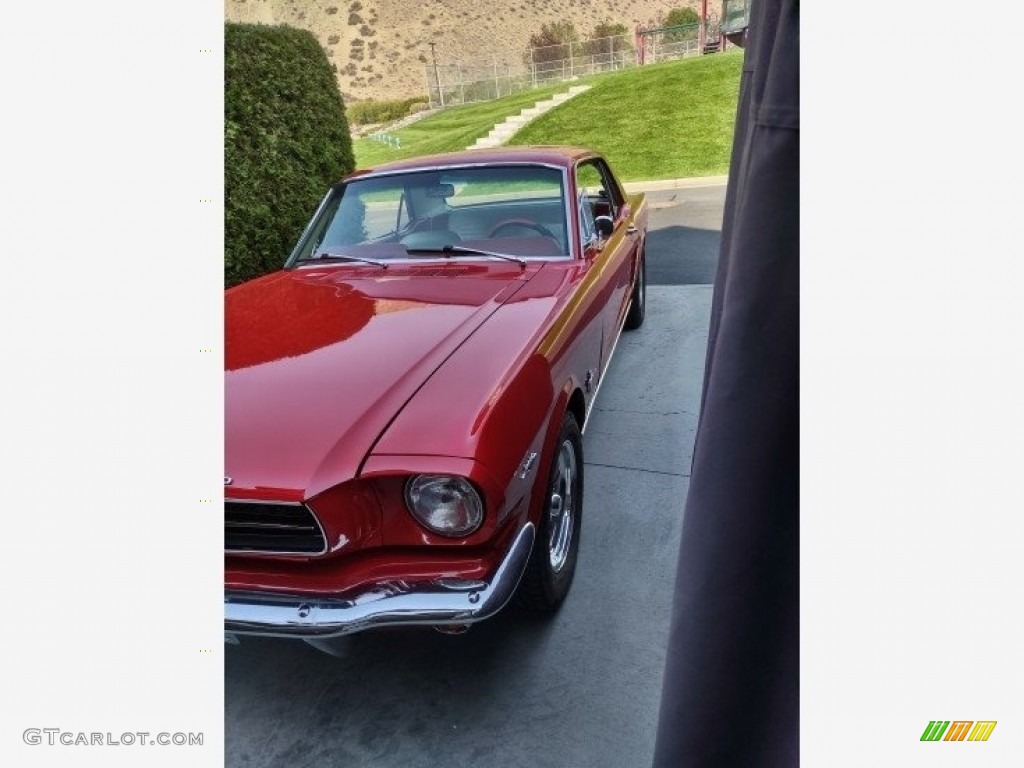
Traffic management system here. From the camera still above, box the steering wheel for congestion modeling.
[489,219,557,239]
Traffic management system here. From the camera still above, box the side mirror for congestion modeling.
[594,215,614,238]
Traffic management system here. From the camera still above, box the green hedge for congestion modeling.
[347,97,429,126]
[225,23,355,287]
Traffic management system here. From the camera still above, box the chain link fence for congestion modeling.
[425,23,723,109]
[424,59,534,109]
[528,34,636,87]
[637,19,725,64]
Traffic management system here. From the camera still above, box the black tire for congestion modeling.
[517,413,584,612]
[623,249,646,330]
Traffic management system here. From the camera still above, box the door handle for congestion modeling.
[626,224,638,235]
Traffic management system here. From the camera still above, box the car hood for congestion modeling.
[225,263,542,498]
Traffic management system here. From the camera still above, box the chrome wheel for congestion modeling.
[517,413,583,612]
[547,439,577,572]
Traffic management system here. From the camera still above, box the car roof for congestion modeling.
[347,146,598,180]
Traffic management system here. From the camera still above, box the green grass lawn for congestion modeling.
[352,51,743,182]
[353,82,591,167]
[510,53,742,180]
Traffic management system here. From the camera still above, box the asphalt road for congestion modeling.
[225,182,727,768]
[642,185,726,286]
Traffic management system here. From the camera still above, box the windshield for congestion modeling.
[289,165,570,265]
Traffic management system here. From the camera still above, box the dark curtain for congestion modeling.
[651,1,799,766]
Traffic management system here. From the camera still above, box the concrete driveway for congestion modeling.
[225,183,726,768]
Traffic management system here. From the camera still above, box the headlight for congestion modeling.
[404,475,484,537]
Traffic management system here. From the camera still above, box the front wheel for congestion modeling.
[517,413,584,612]
[623,249,646,330]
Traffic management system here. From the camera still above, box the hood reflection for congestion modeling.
[226,265,529,371]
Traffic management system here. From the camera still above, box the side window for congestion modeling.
[578,190,597,247]
[576,162,606,199]
[576,159,624,249]
[576,159,623,222]
[576,162,604,247]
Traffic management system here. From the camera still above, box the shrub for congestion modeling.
[663,7,701,43]
[665,7,700,26]
[526,21,578,64]
[584,22,632,55]
[224,23,355,288]
[346,96,430,126]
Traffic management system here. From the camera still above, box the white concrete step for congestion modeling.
[467,84,591,150]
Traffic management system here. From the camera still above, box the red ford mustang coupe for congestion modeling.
[225,146,647,649]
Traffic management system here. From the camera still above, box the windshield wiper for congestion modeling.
[405,245,526,268]
[296,252,389,269]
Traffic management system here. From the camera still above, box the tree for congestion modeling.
[583,22,632,57]
[527,21,578,65]
[663,7,700,44]
[665,7,700,26]
[224,23,355,287]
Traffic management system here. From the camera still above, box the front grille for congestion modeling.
[225,502,327,555]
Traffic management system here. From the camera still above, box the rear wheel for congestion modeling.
[624,249,646,330]
[517,413,584,611]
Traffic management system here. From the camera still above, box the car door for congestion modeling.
[574,158,638,374]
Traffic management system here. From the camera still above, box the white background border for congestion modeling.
[803,2,1023,765]
[2,2,222,765]
[2,2,1022,766]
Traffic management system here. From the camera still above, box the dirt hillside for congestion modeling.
[225,0,717,103]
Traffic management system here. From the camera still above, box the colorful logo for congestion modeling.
[920,721,997,742]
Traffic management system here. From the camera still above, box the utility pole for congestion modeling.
[699,0,708,53]
[429,42,444,108]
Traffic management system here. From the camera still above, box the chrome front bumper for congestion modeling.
[225,523,534,639]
